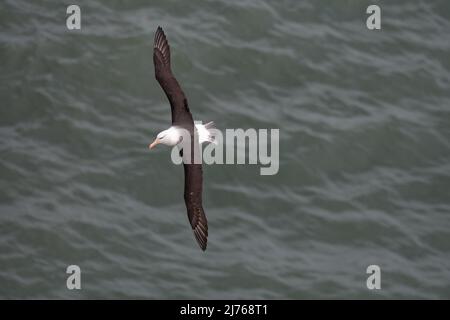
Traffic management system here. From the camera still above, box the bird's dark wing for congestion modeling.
[153,26,193,126]
[154,27,208,250]
[184,162,208,251]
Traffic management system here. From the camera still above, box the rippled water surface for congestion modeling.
[1,0,450,299]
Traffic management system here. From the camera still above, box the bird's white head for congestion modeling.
[149,127,182,149]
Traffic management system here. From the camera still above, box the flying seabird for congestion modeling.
[149,27,215,251]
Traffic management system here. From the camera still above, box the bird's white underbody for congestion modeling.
[150,122,216,149]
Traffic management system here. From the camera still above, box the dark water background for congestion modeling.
[1,0,450,298]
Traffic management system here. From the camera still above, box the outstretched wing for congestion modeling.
[153,27,208,250]
[153,26,193,126]
[184,163,208,251]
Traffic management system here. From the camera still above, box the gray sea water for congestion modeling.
[1,0,450,299]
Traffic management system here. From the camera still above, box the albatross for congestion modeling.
[149,27,215,251]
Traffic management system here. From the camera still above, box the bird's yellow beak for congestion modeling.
[149,138,160,149]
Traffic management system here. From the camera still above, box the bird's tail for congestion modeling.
[204,121,215,130]
[196,121,218,145]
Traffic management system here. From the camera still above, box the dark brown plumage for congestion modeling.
[153,26,208,251]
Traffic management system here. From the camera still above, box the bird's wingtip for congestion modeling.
[156,26,165,35]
